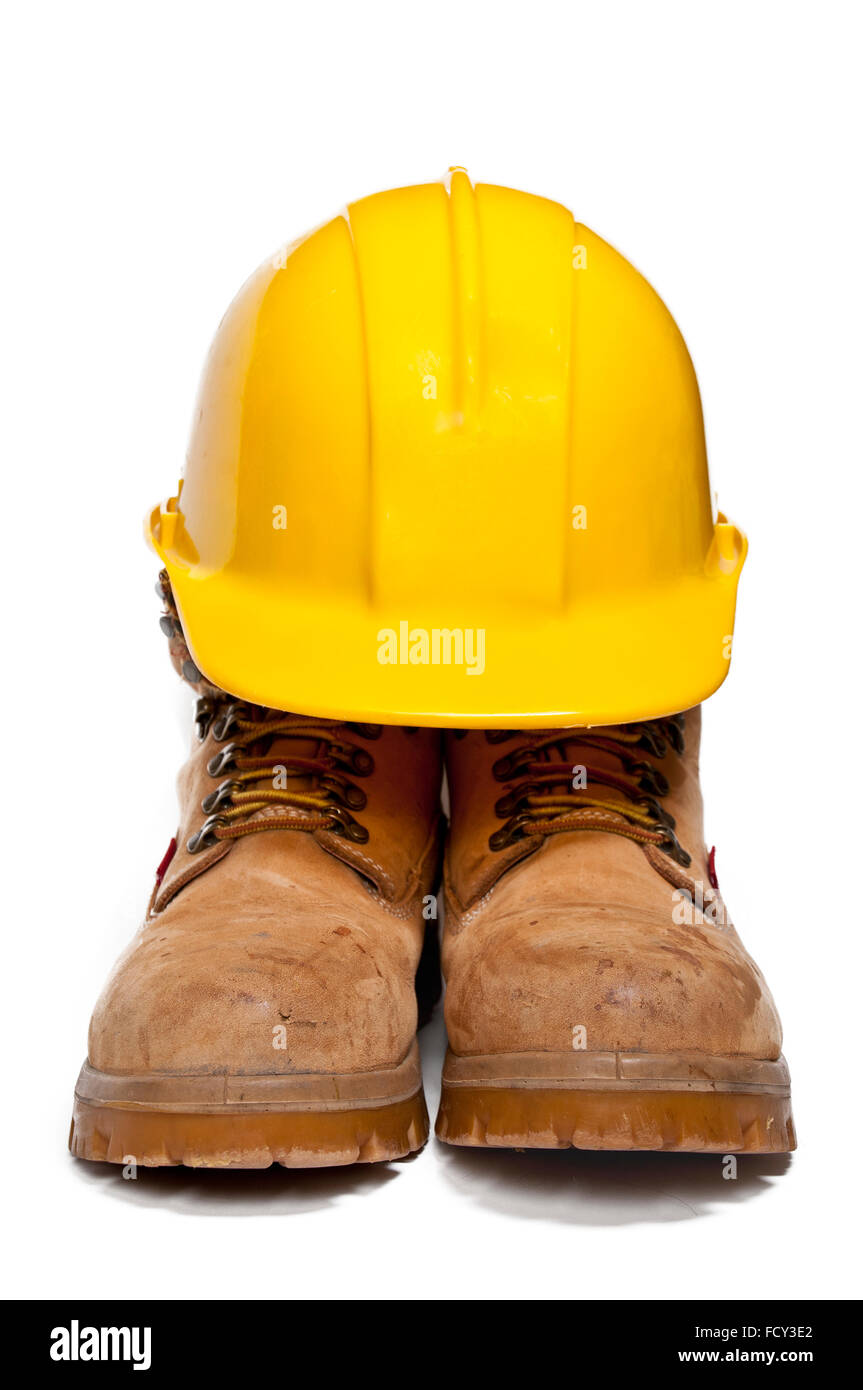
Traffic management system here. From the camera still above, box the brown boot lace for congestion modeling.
[485,714,691,866]
[187,698,380,853]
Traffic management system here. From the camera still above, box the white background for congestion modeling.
[3,0,861,1302]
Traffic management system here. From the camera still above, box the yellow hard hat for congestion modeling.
[149,168,746,728]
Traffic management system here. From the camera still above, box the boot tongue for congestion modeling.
[246,721,335,800]
[264,734,324,761]
[550,728,635,778]
[493,727,638,787]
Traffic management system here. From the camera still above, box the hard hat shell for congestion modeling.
[148,169,746,727]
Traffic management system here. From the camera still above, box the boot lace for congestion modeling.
[187,698,380,853]
[485,714,691,866]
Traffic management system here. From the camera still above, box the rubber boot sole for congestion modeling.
[70,1041,427,1169]
[435,1049,795,1153]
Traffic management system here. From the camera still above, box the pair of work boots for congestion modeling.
[70,581,794,1166]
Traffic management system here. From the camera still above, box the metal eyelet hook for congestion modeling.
[325,805,370,843]
[637,727,667,758]
[640,796,676,831]
[328,743,375,776]
[664,719,686,754]
[212,702,242,742]
[496,742,540,781]
[201,779,240,814]
[207,743,239,777]
[194,697,215,741]
[489,812,530,851]
[492,749,531,781]
[632,761,670,798]
[661,827,692,867]
[187,813,227,854]
[494,790,523,817]
[320,775,367,811]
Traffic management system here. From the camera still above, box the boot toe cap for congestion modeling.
[88,913,417,1077]
[444,906,782,1059]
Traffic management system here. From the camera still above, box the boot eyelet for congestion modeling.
[640,796,676,831]
[194,697,215,742]
[212,703,242,741]
[660,828,691,867]
[492,753,519,780]
[207,743,239,777]
[637,728,667,757]
[329,743,375,775]
[494,791,523,817]
[325,806,370,843]
[664,720,685,754]
[320,776,367,811]
[632,761,670,797]
[489,813,529,851]
[187,813,227,854]
[202,779,240,813]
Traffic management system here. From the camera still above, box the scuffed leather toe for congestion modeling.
[443,904,782,1059]
[89,846,421,1077]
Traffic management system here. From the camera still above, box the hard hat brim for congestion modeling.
[153,517,746,728]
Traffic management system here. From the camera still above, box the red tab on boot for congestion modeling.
[707,845,719,891]
[155,836,177,886]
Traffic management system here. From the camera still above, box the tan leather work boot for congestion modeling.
[436,709,794,1153]
[70,578,444,1169]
